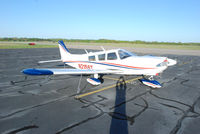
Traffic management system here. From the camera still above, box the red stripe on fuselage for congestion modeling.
[101,61,155,69]
[62,60,156,70]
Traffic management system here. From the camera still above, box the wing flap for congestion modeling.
[22,68,121,75]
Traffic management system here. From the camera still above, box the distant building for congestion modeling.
[29,43,36,45]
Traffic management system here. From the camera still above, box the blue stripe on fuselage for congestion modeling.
[64,61,142,70]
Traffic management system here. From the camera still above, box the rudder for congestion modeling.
[58,40,70,60]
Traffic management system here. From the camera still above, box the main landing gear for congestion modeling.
[76,74,104,96]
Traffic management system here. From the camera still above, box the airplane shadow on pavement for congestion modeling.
[109,76,128,134]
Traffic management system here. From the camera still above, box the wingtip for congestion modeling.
[22,68,53,75]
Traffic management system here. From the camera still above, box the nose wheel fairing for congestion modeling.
[139,78,162,88]
[87,78,101,85]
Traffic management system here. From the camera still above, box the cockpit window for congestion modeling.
[88,55,96,61]
[107,52,117,60]
[118,50,136,59]
[98,54,105,61]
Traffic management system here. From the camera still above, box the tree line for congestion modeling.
[0,37,199,46]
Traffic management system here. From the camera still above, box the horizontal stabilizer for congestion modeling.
[38,59,61,64]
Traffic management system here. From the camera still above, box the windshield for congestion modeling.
[118,49,136,59]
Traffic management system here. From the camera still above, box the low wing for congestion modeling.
[22,68,122,75]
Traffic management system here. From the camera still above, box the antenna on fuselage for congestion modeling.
[101,46,105,51]
[84,49,88,54]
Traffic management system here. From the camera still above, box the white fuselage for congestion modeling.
[61,49,170,76]
[22,40,177,89]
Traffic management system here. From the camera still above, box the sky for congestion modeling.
[0,0,200,42]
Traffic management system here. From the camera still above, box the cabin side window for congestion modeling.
[98,54,105,61]
[107,52,117,60]
[88,55,96,61]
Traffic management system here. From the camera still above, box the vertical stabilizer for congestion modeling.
[58,40,70,60]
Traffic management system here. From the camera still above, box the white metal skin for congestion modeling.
[23,41,177,88]
[58,42,176,76]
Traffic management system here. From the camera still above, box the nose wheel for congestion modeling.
[143,75,154,80]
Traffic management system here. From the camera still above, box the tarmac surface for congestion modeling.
[0,48,200,134]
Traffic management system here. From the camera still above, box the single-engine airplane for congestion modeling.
[22,40,177,93]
